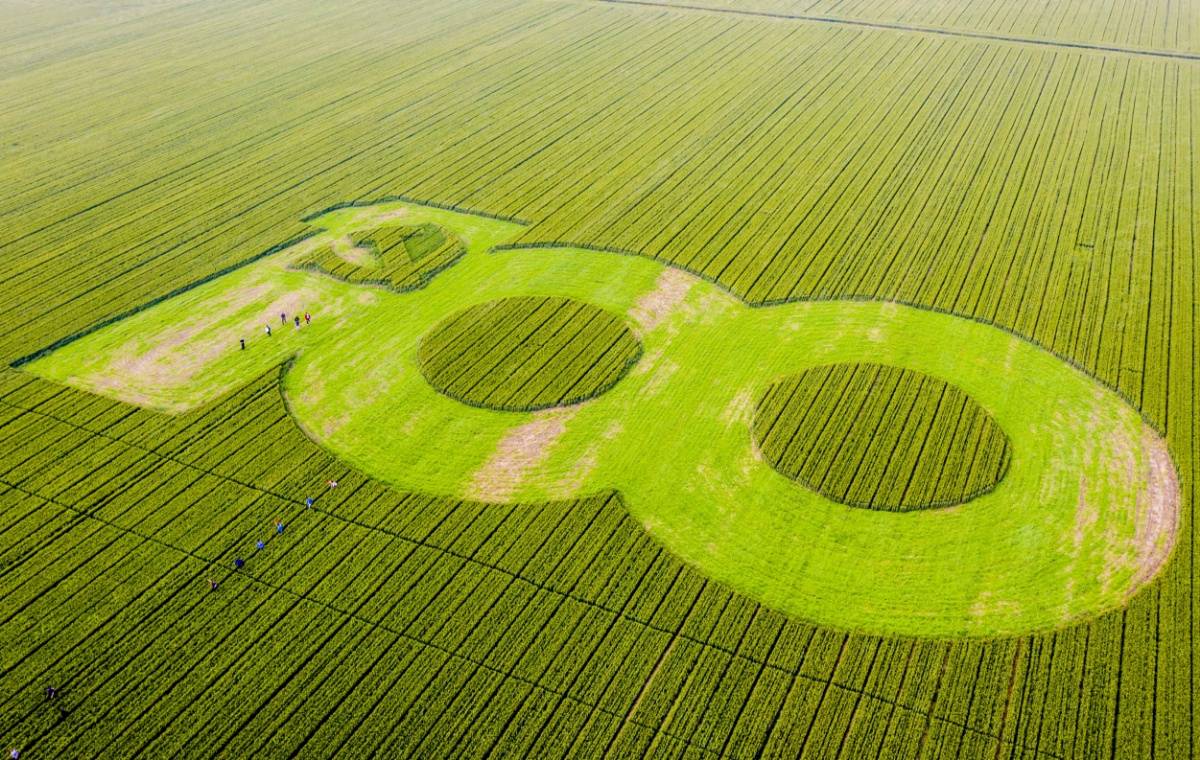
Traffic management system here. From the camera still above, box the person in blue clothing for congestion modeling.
[305,496,314,510]
[234,557,245,569]
[256,539,265,551]
[275,520,284,535]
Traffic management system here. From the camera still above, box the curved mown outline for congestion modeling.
[20,199,1183,639]
[751,363,1014,512]
[492,240,1172,441]
[272,245,1178,637]
[12,199,1178,442]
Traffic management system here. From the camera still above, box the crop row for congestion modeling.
[418,296,642,411]
[0,1,1194,756]
[753,363,1012,510]
[0,368,1071,757]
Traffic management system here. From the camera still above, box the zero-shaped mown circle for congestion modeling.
[753,363,1012,511]
[418,296,642,411]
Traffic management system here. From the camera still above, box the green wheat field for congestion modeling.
[0,1,1196,758]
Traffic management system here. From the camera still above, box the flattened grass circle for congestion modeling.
[418,296,642,412]
[754,363,1012,511]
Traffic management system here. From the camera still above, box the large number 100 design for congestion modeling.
[22,199,1180,638]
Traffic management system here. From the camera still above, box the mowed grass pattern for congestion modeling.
[0,0,1196,757]
[298,224,465,291]
[418,296,642,411]
[353,224,455,263]
[753,364,1012,510]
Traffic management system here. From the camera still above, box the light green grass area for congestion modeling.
[26,201,1179,638]
[26,202,524,412]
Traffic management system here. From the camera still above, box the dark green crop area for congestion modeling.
[754,364,1011,511]
[297,223,464,291]
[0,0,1196,757]
[418,296,641,411]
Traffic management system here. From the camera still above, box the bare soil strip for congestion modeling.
[466,408,578,501]
[1130,426,1180,590]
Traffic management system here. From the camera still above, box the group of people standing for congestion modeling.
[240,310,313,351]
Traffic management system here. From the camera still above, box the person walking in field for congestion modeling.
[305,496,314,510]
[256,539,265,551]
[265,324,272,337]
[208,578,218,591]
[294,315,301,329]
[304,312,311,325]
[327,480,338,490]
[234,557,245,569]
[280,312,286,324]
[10,747,19,759]
[45,686,57,701]
[239,338,245,350]
[275,520,284,535]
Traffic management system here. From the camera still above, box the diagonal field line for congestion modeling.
[0,397,300,504]
[0,476,1062,759]
[0,398,1064,758]
[590,0,1200,63]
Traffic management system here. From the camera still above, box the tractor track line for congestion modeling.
[591,0,1200,62]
